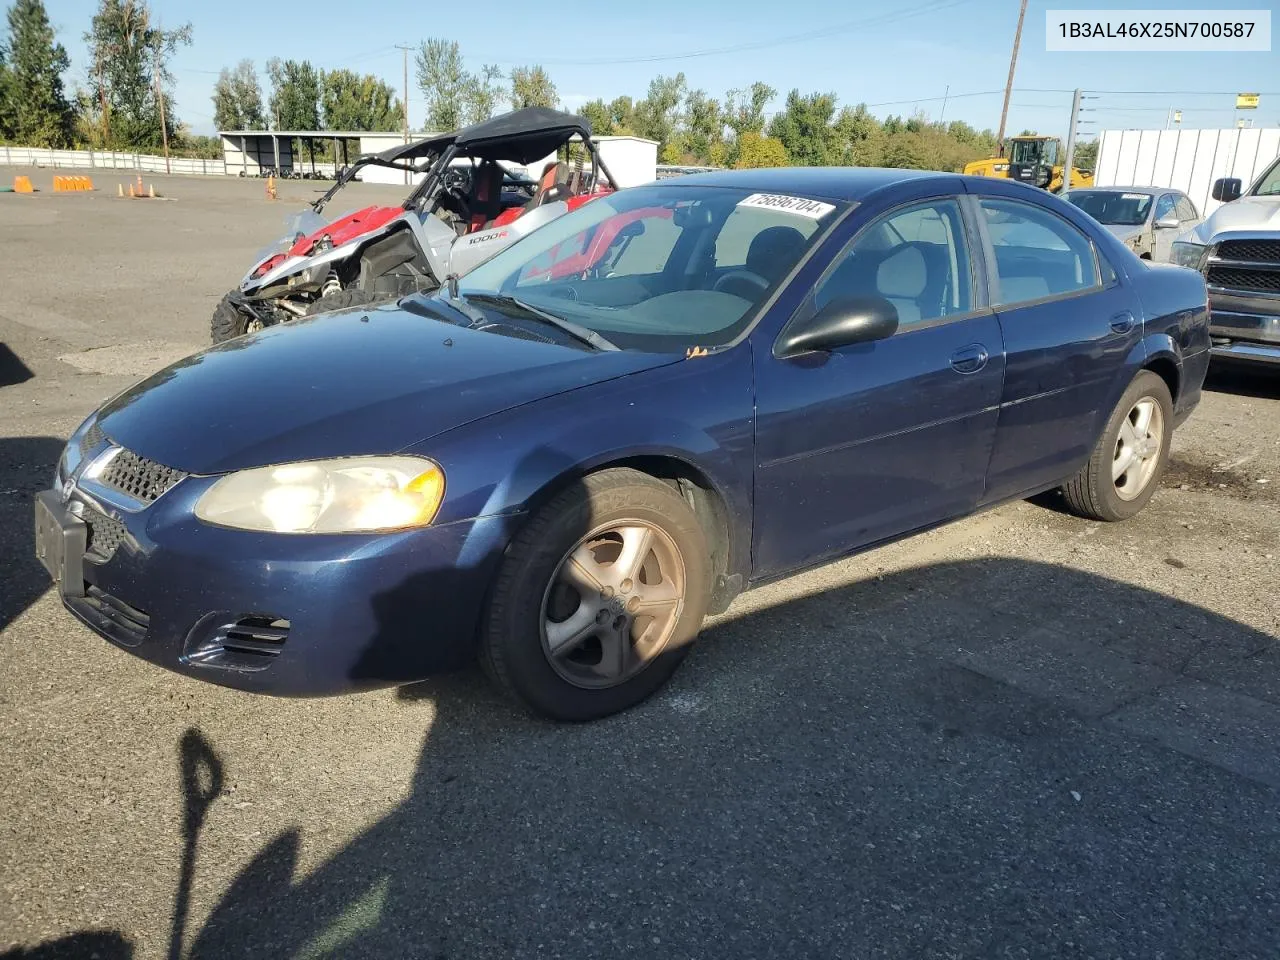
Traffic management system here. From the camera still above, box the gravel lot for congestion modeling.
[2,170,1279,960]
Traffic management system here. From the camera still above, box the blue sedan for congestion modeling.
[34,168,1211,720]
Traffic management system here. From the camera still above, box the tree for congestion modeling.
[734,131,787,168]
[683,88,722,165]
[211,59,265,130]
[724,81,774,139]
[1072,138,1098,172]
[266,58,320,130]
[0,41,14,140]
[580,98,612,136]
[767,89,839,166]
[509,65,556,109]
[5,0,72,146]
[464,63,504,125]
[415,38,467,131]
[632,73,686,150]
[320,68,400,131]
[84,0,190,149]
[607,95,635,134]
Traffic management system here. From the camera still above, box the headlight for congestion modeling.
[1170,241,1207,270]
[194,456,445,533]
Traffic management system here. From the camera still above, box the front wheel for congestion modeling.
[210,292,261,343]
[482,469,711,721]
[1060,370,1173,521]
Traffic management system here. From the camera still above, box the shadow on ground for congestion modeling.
[0,436,63,633]
[1205,359,1280,401]
[0,343,33,388]
[11,555,1280,959]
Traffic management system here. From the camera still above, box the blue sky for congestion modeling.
[49,0,1280,138]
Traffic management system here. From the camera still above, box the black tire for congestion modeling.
[1060,370,1173,522]
[210,292,254,343]
[303,288,383,317]
[482,469,711,721]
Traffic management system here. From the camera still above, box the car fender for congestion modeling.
[409,347,756,581]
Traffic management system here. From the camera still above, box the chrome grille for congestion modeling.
[1216,239,1280,263]
[98,449,187,504]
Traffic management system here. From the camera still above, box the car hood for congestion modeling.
[97,304,678,475]
[1181,195,1280,244]
[1103,224,1144,244]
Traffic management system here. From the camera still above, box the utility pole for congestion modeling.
[395,43,413,185]
[940,84,950,123]
[153,40,171,174]
[1063,88,1082,189]
[996,0,1029,154]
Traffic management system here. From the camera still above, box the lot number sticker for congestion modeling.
[737,193,836,220]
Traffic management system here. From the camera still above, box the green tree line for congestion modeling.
[1,11,1092,174]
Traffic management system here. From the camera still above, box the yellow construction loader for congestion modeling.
[963,135,1093,192]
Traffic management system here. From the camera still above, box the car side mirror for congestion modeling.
[1154,214,1180,229]
[776,297,899,358]
[1212,178,1242,203]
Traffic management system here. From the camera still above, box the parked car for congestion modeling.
[35,169,1211,721]
[1062,186,1202,261]
[1169,155,1280,367]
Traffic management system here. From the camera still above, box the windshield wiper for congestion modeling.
[462,292,619,352]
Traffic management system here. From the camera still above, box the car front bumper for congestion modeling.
[34,486,515,695]
[1208,290,1280,366]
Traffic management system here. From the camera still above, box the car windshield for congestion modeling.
[456,184,845,351]
[1252,157,1280,196]
[1065,190,1152,226]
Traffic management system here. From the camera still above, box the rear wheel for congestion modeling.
[210,292,260,343]
[303,288,385,317]
[482,469,711,721]
[1060,370,1173,521]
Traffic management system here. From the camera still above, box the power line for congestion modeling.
[478,0,976,66]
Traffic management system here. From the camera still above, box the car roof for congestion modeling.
[1067,186,1177,196]
[659,166,947,201]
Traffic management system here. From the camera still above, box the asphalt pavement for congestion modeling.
[1,170,1278,960]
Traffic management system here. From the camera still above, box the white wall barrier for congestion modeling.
[1095,127,1280,217]
[0,145,227,176]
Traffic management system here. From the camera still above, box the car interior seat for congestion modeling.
[713,225,808,300]
[873,245,932,326]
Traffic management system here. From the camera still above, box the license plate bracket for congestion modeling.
[34,490,87,599]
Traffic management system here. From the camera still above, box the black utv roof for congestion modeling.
[372,131,457,165]
[454,107,592,163]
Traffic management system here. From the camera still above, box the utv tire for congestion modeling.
[482,469,711,722]
[1060,370,1173,522]
[210,292,256,343]
[303,288,384,317]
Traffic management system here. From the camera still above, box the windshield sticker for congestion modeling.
[1121,193,1148,200]
[736,193,836,220]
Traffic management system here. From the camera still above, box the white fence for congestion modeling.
[1095,127,1280,217]
[0,145,227,176]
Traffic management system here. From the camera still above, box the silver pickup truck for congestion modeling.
[1170,155,1280,367]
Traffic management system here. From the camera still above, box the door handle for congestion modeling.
[1110,312,1136,334]
[950,344,989,374]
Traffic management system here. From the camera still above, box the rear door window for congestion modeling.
[980,199,1100,306]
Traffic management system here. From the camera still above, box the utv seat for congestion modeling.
[466,162,506,233]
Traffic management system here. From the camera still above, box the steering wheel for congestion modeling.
[713,270,770,299]
[439,183,471,222]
